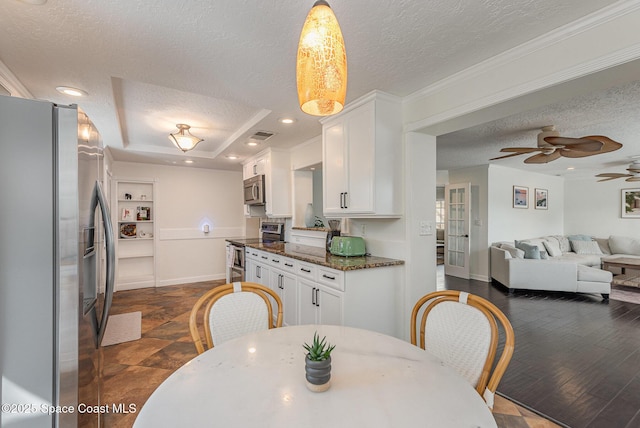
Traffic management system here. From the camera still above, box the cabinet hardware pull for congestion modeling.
[256,266,260,278]
[272,259,279,263]
[322,274,335,280]
[315,288,320,307]
[301,268,311,273]
[344,192,348,209]
[261,255,268,259]
[311,287,316,305]
[284,263,293,267]
[340,192,344,209]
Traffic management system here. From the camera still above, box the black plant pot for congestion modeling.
[305,355,331,392]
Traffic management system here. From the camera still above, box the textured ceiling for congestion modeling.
[0,0,624,170]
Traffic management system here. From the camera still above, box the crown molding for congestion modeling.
[0,59,33,99]
[404,0,640,105]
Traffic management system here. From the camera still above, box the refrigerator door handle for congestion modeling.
[89,180,115,346]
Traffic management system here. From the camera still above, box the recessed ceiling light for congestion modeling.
[567,167,575,170]
[56,86,88,97]
[279,118,296,124]
[19,0,47,4]
[226,155,239,160]
[184,160,194,164]
[245,140,259,147]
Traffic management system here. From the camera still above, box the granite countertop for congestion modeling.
[245,242,404,271]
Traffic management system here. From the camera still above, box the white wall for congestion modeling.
[487,164,564,244]
[565,177,640,239]
[111,161,245,287]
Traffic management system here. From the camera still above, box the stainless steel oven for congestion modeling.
[243,175,265,205]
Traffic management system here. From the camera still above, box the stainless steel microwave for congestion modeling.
[243,175,265,205]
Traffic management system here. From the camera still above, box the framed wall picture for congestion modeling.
[535,188,548,210]
[513,186,528,208]
[622,188,640,218]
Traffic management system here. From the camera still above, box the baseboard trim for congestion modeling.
[470,274,490,283]
[156,274,226,287]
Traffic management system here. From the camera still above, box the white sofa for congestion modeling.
[489,234,640,300]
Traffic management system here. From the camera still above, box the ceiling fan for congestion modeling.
[490,125,623,164]
[596,161,640,182]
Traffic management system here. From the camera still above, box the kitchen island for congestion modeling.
[244,242,404,337]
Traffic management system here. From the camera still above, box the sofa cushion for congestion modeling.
[556,253,602,267]
[543,240,562,257]
[515,241,540,259]
[577,265,612,283]
[609,235,640,256]
[570,240,603,255]
[500,243,525,259]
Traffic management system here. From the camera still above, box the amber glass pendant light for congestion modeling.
[296,0,347,116]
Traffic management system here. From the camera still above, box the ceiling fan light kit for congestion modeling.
[169,124,203,153]
[490,126,622,164]
[296,0,347,117]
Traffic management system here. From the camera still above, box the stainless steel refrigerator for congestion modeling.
[0,95,115,427]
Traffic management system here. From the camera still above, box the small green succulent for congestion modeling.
[303,332,335,361]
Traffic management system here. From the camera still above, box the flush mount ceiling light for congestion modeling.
[56,86,88,97]
[296,0,347,117]
[279,117,297,124]
[169,124,203,152]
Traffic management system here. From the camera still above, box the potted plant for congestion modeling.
[303,332,335,392]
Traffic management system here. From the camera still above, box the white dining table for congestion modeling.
[134,325,497,427]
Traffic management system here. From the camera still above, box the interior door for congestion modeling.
[444,183,471,279]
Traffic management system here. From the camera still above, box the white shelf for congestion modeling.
[114,179,157,291]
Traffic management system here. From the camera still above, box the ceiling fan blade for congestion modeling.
[524,150,562,164]
[626,177,640,182]
[559,147,602,158]
[498,147,542,153]
[595,173,631,182]
[628,167,640,173]
[582,135,623,154]
[489,148,541,161]
[543,136,593,146]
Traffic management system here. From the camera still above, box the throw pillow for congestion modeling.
[594,238,611,255]
[515,241,540,259]
[609,235,640,256]
[543,240,562,257]
[553,235,571,253]
[500,243,525,259]
[570,240,603,255]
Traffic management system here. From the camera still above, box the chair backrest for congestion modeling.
[189,282,283,354]
[410,290,515,409]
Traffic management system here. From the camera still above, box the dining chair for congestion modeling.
[410,290,515,410]
[189,281,283,354]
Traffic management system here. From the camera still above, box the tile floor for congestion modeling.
[102,280,560,428]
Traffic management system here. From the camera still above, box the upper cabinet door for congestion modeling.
[321,91,402,218]
[323,120,347,214]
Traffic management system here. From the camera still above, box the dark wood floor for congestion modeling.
[445,274,640,428]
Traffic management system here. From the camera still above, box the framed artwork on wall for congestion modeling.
[535,188,548,210]
[513,186,528,208]
[622,188,640,218]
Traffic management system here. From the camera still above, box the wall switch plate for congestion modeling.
[419,220,433,236]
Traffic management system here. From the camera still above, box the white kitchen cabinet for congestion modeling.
[242,245,401,337]
[242,148,291,218]
[243,155,267,179]
[113,179,157,290]
[321,91,402,217]
[297,278,343,326]
[269,267,298,326]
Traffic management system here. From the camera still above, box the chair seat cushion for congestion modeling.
[577,265,612,283]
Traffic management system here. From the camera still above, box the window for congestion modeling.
[435,199,445,230]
